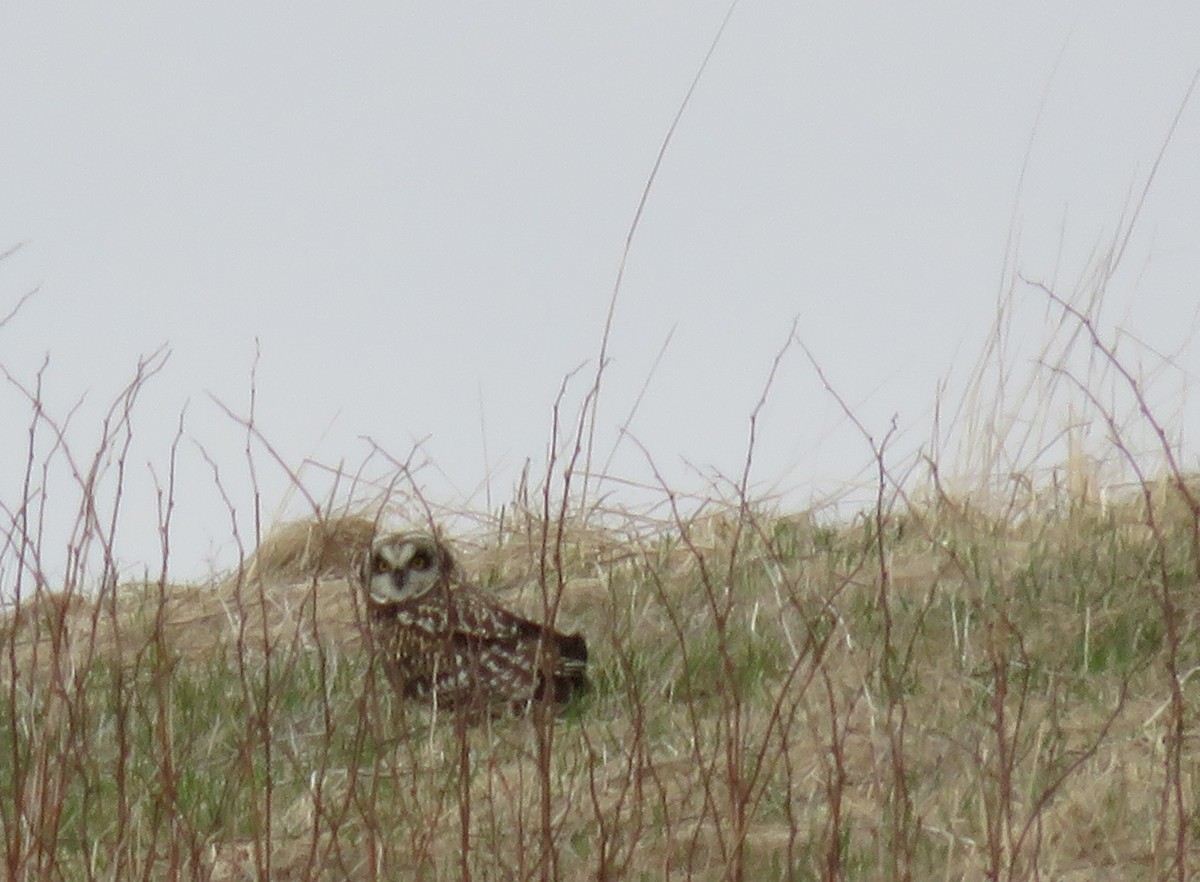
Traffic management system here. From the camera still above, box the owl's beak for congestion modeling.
[368,570,403,604]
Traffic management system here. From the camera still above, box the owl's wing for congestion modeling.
[449,587,556,645]
[449,585,590,704]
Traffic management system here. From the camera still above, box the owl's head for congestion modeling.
[362,531,454,606]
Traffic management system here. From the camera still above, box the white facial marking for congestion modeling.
[367,535,442,605]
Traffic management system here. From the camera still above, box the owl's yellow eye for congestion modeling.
[371,553,390,574]
[410,550,432,571]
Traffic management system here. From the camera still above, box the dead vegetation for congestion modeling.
[1,476,1197,880]
[1,517,373,682]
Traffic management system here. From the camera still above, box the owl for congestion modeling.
[361,531,589,713]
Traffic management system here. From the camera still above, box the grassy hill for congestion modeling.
[3,480,1198,881]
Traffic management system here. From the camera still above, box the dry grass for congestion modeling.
[2,517,372,681]
[2,483,1198,880]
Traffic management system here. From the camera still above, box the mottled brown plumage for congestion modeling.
[361,531,589,713]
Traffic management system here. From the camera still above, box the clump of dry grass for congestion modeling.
[242,516,376,584]
[0,515,376,681]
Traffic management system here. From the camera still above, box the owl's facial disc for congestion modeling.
[365,535,441,605]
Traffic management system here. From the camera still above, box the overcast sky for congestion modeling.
[2,3,1198,583]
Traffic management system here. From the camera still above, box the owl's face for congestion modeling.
[362,532,450,607]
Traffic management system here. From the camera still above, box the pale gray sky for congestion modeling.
[2,3,1198,582]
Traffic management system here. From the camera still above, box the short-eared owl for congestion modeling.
[361,531,589,712]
